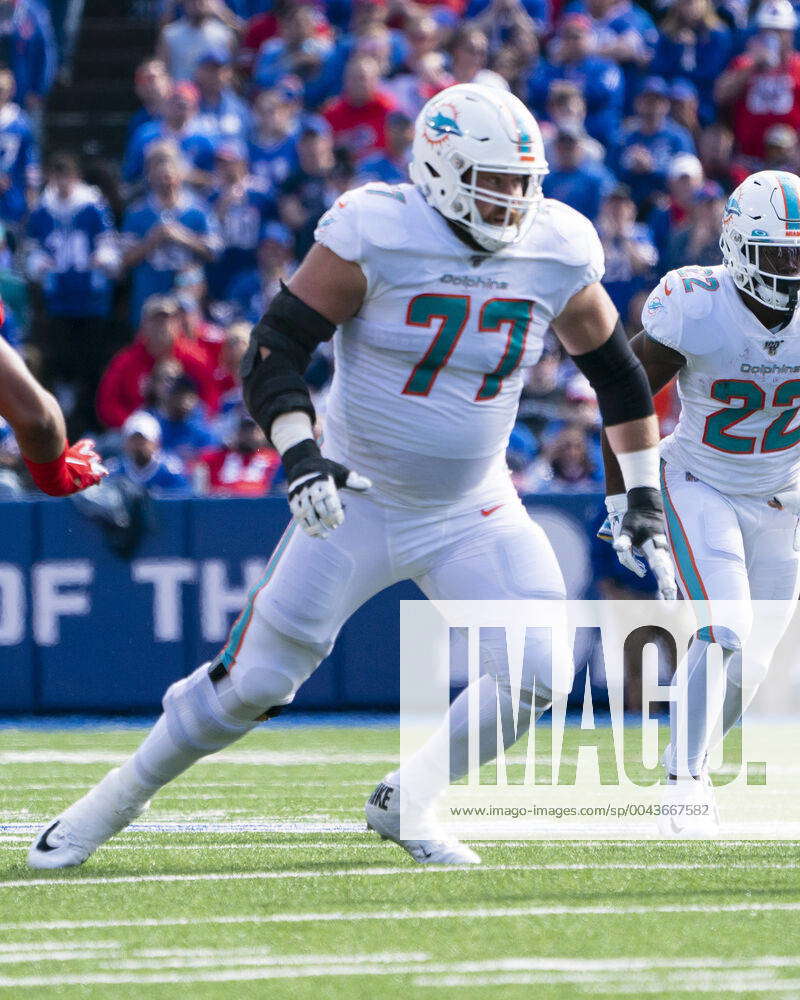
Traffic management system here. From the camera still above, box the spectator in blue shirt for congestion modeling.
[646,150,704,261]
[25,153,121,436]
[302,2,406,109]
[542,124,616,220]
[616,76,696,206]
[253,3,333,93]
[121,140,221,326]
[568,0,658,111]
[123,81,216,189]
[528,14,624,147]
[228,221,297,324]
[206,140,275,300]
[539,80,607,163]
[127,58,172,144]
[663,179,725,272]
[0,0,57,113]
[597,184,658,324]
[0,68,37,225]
[650,0,734,125]
[248,86,301,191]
[356,109,413,184]
[110,409,191,497]
[277,121,338,259]
[193,46,251,142]
[467,0,550,37]
[668,78,701,142]
[153,373,221,461]
[0,297,20,348]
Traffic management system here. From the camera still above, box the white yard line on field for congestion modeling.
[1,955,800,990]
[414,972,800,994]
[4,899,800,934]
[0,860,797,890]
[0,750,398,766]
[0,841,382,851]
[0,941,119,954]
[1,821,367,834]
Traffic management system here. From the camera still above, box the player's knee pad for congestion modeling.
[162,662,257,755]
[710,595,753,651]
[228,616,325,711]
[703,623,747,652]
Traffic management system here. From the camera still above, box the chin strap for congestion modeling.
[778,285,800,330]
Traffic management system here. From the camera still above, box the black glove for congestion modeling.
[617,487,677,600]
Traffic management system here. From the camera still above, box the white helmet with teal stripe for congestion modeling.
[720,170,800,313]
[409,83,548,253]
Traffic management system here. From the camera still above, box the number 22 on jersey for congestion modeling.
[402,293,533,401]
[703,379,800,454]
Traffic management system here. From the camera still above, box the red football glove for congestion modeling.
[24,439,108,497]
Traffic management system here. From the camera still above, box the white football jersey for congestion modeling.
[314,182,604,505]
[643,264,800,496]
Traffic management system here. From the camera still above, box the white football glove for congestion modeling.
[289,467,371,538]
[283,439,371,539]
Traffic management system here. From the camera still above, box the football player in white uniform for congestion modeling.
[29,84,673,869]
[601,170,800,836]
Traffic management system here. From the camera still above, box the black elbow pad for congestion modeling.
[569,318,654,426]
[240,283,336,441]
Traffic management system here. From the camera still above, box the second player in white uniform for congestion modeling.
[29,84,672,868]
[602,170,800,834]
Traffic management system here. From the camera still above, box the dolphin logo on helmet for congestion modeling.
[425,108,463,141]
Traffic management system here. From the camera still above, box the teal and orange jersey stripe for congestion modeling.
[659,464,715,643]
[219,520,298,671]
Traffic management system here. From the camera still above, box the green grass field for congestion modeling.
[1,721,799,999]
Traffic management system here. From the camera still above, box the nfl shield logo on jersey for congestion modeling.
[764,339,784,355]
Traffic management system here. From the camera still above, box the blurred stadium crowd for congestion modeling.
[0,0,796,499]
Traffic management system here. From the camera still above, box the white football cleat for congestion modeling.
[365,777,481,865]
[28,768,149,869]
[657,751,720,839]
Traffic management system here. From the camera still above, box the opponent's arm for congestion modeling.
[0,336,106,495]
[241,243,371,538]
[552,282,676,597]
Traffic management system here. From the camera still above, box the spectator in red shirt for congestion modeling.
[194,416,282,496]
[96,295,216,428]
[323,53,397,159]
[208,321,250,414]
[173,267,226,368]
[731,121,800,185]
[715,0,800,157]
[411,0,467,23]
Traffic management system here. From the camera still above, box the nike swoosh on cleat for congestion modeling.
[36,822,60,853]
[481,504,504,517]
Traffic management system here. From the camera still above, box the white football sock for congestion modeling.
[668,639,732,778]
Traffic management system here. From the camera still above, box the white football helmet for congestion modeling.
[409,83,548,252]
[720,170,800,313]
